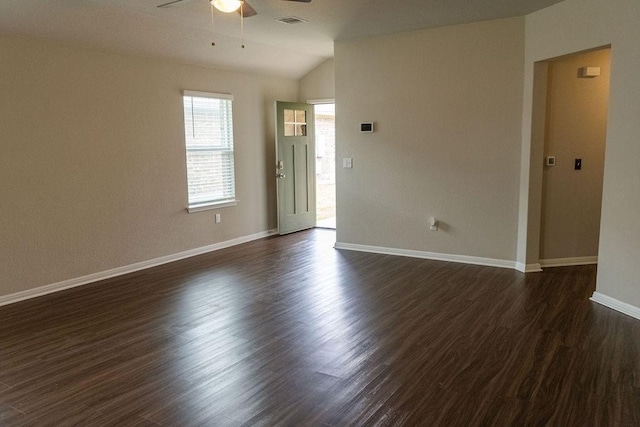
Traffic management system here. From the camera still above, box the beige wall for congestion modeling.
[334,18,524,261]
[299,59,335,103]
[0,36,298,297]
[520,0,640,307]
[540,48,610,260]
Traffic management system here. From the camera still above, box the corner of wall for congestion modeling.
[299,58,335,102]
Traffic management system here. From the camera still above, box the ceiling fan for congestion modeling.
[157,0,312,18]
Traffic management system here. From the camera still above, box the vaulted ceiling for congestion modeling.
[0,0,565,79]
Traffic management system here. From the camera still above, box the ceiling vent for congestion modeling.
[276,16,308,24]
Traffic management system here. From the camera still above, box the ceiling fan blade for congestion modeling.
[236,0,308,19]
[157,0,192,8]
[240,1,258,17]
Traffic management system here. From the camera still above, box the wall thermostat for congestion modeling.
[360,122,374,133]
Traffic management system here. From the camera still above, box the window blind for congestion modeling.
[183,91,235,208]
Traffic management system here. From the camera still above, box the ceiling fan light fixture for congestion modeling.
[211,0,242,13]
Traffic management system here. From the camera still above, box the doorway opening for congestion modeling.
[536,47,611,268]
[312,102,336,229]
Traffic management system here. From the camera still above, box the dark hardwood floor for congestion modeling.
[1,229,639,426]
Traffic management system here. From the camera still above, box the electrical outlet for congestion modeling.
[215,213,221,223]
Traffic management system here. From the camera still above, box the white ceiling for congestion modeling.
[0,0,565,79]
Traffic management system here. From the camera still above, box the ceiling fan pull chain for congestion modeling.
[210,3,216,46]
[240,2,245,48]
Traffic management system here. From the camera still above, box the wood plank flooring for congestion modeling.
[1,229,639,426]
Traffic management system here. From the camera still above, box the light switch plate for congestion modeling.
[575,158,582,170]
[343,158,353,168]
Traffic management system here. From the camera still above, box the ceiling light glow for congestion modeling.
[211,0,242,13]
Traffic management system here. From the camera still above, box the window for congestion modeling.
[182,91,236,212]
[283,109,307,136]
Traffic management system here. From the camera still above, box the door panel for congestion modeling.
[276,101,315,235]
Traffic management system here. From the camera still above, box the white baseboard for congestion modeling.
[591,292,640,321]
[540,256,598,268]
[334,242,515,270]
[515,262,543,273]
[0,229,278,308]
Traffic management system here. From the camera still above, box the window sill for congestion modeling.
[187,200,238,213]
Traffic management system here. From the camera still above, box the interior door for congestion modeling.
[276,101,316,235]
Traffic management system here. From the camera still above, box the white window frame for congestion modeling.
[182,90,237,213]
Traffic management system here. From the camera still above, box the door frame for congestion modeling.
[307,98,336,230]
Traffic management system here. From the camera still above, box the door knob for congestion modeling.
[276,173,286,179]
